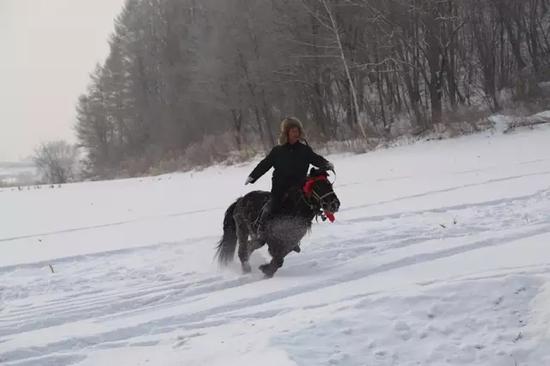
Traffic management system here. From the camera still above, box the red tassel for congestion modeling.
[324,211,335,223]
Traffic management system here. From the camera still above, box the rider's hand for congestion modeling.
[245,176,254,185]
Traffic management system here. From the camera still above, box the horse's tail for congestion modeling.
[216,200,238,266]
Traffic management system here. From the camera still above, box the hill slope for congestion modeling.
[1,126,550,365]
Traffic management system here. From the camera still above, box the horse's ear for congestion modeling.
[309,167,328,178]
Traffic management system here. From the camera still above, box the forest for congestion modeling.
[75,0,550,177]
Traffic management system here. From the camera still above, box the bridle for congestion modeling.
[303,175,337,210]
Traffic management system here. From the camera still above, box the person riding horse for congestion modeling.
[245,117,334,247]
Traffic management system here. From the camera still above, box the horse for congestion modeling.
[215,168,341,277]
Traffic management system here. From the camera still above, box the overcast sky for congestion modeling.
[0,0,126,162]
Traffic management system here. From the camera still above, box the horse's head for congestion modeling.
[303,168,340,216]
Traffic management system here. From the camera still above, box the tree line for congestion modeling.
[75,0,550,178]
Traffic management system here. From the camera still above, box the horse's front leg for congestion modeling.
[259,244,289,278]
[259,257,283,278]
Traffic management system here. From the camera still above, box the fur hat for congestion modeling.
[278,117,306,145]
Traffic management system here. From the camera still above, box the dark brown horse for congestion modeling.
[216,169,340,277]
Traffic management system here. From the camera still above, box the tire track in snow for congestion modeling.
[341,170,550,213]
[3,176,550,365]
[0,235,218,273]
[2,223,550,365]
[0,207,223,244]
[344,186,550,224]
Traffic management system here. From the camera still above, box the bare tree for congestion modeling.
[319,0,367,138]
[74,0,550,178]
[33,141,80,184]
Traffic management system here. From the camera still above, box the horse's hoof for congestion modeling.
[242,262,252,273]
[259,264,275,278]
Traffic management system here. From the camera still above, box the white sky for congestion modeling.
[0,0,126,162]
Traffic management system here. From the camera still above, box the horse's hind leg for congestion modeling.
[236,222,252,273]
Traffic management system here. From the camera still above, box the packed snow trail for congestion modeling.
[1,126,550,365]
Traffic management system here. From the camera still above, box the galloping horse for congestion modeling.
[216,168,340,277]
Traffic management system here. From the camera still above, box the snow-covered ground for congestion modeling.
[1,125,550,365]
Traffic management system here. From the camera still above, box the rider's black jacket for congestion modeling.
[249,142,330,198]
